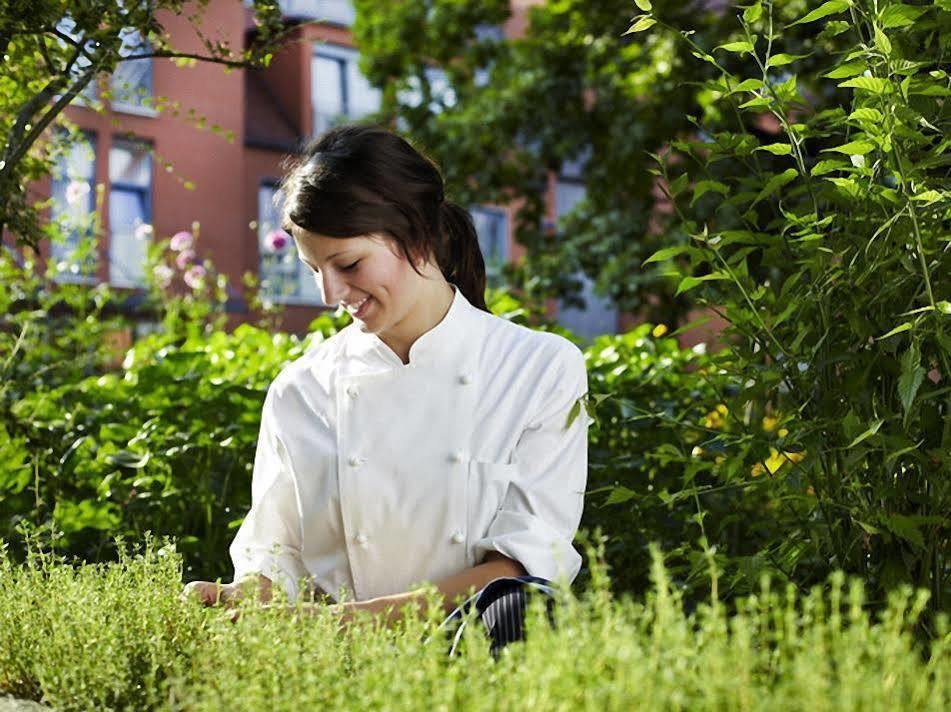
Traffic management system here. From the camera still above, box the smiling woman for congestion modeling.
[183,123,593,657]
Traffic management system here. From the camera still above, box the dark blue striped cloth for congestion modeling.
[434,575,560,658]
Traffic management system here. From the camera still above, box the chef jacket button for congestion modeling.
[458,373,472,385]
[448,450,465,464]
[346,385,359,398]
[355,533,368,547]
[348,455,363,467]
[451,531,465,544]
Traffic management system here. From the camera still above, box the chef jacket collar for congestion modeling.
[346,283,474,368]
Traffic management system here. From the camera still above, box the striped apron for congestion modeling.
[433,575,560,658]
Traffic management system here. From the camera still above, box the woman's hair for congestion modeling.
[279,123,489,312]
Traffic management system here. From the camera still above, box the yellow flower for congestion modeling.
[764,448,786,474]
[778,428,789,439]
[691,446,704,457]
[652,324,669,338]
[716,404,728,416]
[751,462,766,478]
[762,415,778,432]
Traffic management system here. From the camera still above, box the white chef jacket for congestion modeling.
[229,283,592,604]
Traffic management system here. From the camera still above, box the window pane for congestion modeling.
[312,54,345,136]
[555,180,586,217]
[111,28,152,108]
[108,139,151,287]
[110,138,151,186]
[553,177,617,337]
[279,0,356,25]
[258,183,326,304]
[109,187,149,288]
[346,59,382,116]
[56,16,98,104]
[51,133,97,280]
[470,205,508,289]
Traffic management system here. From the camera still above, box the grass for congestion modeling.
[0,535,947,711]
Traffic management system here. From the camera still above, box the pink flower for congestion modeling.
[65,180,90,206]
[152,263,173,289]
[169,230,194,252]
[175,249,195,270]
[264,228,289,252]
[183,264,206,290]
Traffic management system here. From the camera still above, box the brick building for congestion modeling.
[27,0,642,339]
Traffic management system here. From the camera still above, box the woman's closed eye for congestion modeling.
[341,260,360,272]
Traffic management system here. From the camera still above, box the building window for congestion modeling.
[276,0,356,25]
[312,44,381,136]
[108,138,152,288]
[258,182,325,305]
[470,206,508,290]
[50,132,97,282]
[111,27,153,112]
[554,148,617,338]
[55,16,99,106]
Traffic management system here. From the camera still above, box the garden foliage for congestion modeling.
[0,536,947,711]
[625,0,950,617]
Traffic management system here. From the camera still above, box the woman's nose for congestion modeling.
[318,270,347,307]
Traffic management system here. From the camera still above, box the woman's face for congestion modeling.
[292,229,433,337]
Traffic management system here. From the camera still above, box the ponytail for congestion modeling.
[438,201,489,313]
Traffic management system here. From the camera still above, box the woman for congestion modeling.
[183,124,592,657]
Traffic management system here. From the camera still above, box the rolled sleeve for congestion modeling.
[473,345,591,584]
[229,388,308,603]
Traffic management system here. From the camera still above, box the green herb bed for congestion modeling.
[0,539,946,711]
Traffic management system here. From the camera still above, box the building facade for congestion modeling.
[30,0,623,338]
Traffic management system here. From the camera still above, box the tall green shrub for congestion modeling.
[628,0,950,618]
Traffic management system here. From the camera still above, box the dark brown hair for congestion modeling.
[279,123,489,312]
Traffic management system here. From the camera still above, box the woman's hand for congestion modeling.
[181,575,272,609]
[181,580,242,608]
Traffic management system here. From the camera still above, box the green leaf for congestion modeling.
[848,107,884,123]
[604,485,638,506]
[879,4,928,29]
[743,2,763,23]
[643,245,690,265]
[634,0,653,10]
[675,273,730,295]
[811,159,848,175]
[716,41,755,54]
[752,168,798,206]
[910,190,944,203]
[728,78,766,94]
[874,26,892,55]
[824,62,867,79]
[898,345,926,415]
[839,76,890,93]
[756,143,794,155]
[825,140,875,155]
[937,301,951,315]
[884,514,925,550]
[877,322,913,340]
[766,53,807,68]
[848,418,884,448]
[739,95,772,109]
[691,180,730,206]
[790,0,850,26]
[624,16,656,34]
